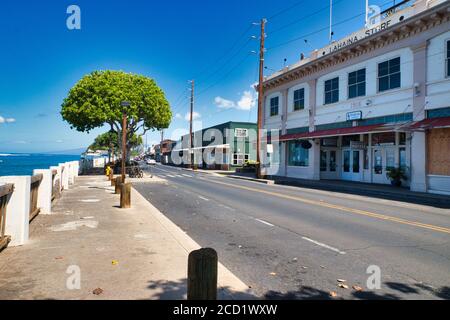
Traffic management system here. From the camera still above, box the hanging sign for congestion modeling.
[346,111,363,121]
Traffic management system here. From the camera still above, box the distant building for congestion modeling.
[260,0,450,195]
[160,139,176,164]
[172,121,257,170]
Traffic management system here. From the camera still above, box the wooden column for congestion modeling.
[120,183,131,209]
[114,176,122,194]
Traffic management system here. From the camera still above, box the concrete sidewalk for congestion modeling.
[0,176,253,300]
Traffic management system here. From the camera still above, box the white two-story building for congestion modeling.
[261,0,450,195]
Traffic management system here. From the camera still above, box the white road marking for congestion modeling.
[198,196,210,201]
[182,174,193,178]
[301,236,346,255]
[218,204,236,211]
[255,218,274,227]
[167,174,176,178]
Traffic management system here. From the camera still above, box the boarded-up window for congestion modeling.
[427,128,450,176]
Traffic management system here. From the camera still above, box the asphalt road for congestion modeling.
[134,164,450,300]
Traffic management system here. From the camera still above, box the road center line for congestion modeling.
[301,236,346,255]
[255,218,274,227]
[198,196,210,201]
[197,177,450,235]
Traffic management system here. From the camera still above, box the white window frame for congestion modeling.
[270,96,279,117]
[232,153,248,165]
[446,40,450,78]
[235,128,249,138]
[377,56,401,93]
[347,68,366,100]
[324,77,339,105]
[293,88,305,111]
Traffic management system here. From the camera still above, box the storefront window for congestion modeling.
[288,141,309,167]
[372,132,395,146]
[386,149,395,171]
[320,151,327,171]
[342,135,360,147]
[343,150,350,172]
[399,147,406,170]
[329,151,336,172]
[353,151,360,173]
[399,132,406,145]
[321,137,338,147]
[374,150,382,174]
[364,149,369,170]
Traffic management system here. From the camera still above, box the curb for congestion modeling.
[131,187,255,300]
[223,175,275,185]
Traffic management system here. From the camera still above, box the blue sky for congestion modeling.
[0,0,393,153]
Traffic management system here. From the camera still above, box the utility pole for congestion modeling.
[256,18,266,179]
[189,80,195,169]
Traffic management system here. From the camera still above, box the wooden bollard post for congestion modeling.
[120,183,131,209]
[109,171,114,182]
[111,177,116,187]
[187,248,218,300]
[115,176,122,194]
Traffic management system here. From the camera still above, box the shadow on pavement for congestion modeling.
[144,279,450,300]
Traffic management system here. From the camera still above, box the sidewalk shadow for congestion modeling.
[143,279,450,300]
[145,279,258,300]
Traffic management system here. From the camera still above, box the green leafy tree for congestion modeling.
[89,131,143,152]
[61,70,171,159]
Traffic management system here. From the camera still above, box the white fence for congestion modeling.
[0,161,79,247]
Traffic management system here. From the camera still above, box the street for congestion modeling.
[134,164,450,300]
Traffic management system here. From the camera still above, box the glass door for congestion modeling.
[372,147,394,184]
[342,149,361,181]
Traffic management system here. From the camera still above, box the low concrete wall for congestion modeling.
[33,169,52,215]
[0,161,79,247]
[0,176,30,246]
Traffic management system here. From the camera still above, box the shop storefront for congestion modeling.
[317,131,410,185]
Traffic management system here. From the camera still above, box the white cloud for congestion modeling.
[0,116,16,124]
[184,111,201,121]
[175,113,182,119]
[237,91,256,110]
[56,139,64,143]
[214,86,257,111]
[214,97,235,109]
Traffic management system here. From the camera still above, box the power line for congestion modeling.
[267,0,308,21]
[196,53,253,98]
[268,0,346,35]
[267,11,364,50]
[197,38,253,86]
[193,23,255,82]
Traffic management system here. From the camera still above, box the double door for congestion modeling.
[342,149,362,181]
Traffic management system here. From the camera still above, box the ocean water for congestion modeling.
[0,153,80,176]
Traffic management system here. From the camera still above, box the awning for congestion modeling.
[410,116,450,130]
[278,124,384,142]
[172,144,230,152]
